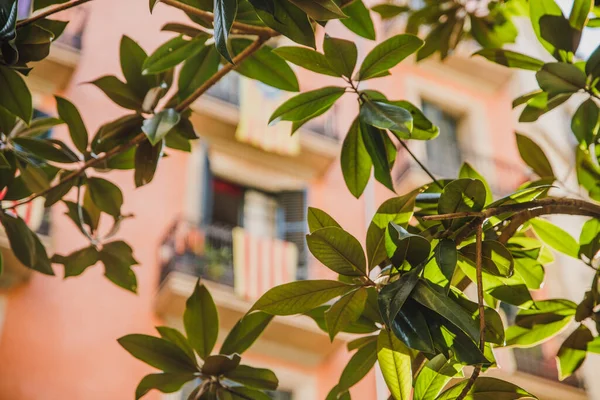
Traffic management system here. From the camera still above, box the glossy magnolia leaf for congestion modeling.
[184,281,219,359]
[341,118,372,198]
[433,239,458,289]
[55,96,88,153]
[87,177,123,217]
[366,190,419,268]
[449,290,505,345]
[52,246,99,278]
[391,299,435,353]
[571,98,599,147]
[142,109,180,146]
[224,365,279,390]
[579,218,600,261]
[224,386,271,400]
[120,36,156,100]
[0,66,33,123]
[385,100,438,140]
[411,281,480,343]
[156,326,196,361]
[586,43,600,77]
[90,76,143,110]
[557,324,593,380]
[307,207,341,233]
[377,329,411,400]
[219,311,273,355]
[12,116,63,138]
[143,35,208,75]
[378,266,420,325]
[413,354,462,400]
[460,240,514,277]
[385,223,430,267]
[272,46,339,76]
[135,139,164,187]
[323,35,357,78]
[325,287,368,340]
[307,227,366,276]
[371,4,408,19]
[269,86,344,124]
[178,45,220,99]
[0,211,54,275]
[340,0,375,40]
[358,34,423,80]
[536,63,587,96]
[474,49,545,71]
[437,377,537,400]
[289,0,345,20]
[518,91,571,122]
[347,335,378,351]
[201,353,241,375]
[99,241,139,292]
[438,178,486,230]
[255,0,315,48]
[250,280,355,315]
[459,162,493,205]
[13,137,78,163]
[361,122,394,191]
[135,373,196,399]
[516,133,555,179]
[529,0,564,55]
[214,0,237,62]
[305,305,378,334]
[530,218,579,258]
[118,334,198,373]
[360,100,413,135]
[338,339,378,391]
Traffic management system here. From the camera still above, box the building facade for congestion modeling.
[0,1,595,399]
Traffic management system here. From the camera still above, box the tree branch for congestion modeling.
[398,140,443,190]
[16,0,93,29]
[159,0,279,38]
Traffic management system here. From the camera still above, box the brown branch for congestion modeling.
[16,0,93,28]
[456,222,485,400]
[159,0,279,38]
[7,37,268,210]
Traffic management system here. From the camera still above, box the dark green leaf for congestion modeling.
[220,312,273,355]
[385,223,430,267]
[213,0,237,62]
[341,118,372,198]
[184,281,219,359]
[142,109,181,146]
[371,4,408,19]
[325,287,367,340]
[272,46,339,77]
[269,86,344,124]
[571,98,599,147]
[135,139,164,187]
[459,163,492,205]
[201,353,241,375]
[529,0,564,55]
[224,365,279,390]
[536,62,587,96]
[255,0,315,48]
[0,66,33,123]
[143,35,208,75]
[99,241,139,292]
[307,207,341,233]
[460,240,514,277]
[90,76,143,110]
[307,226,366,276]
[323,35,357,78]
[340,0,375,40]
[13,137,78,163]
[55,96,88,153]
[360,99,413,135]
[118,334,198,373]
[438,178,486,230]
[120,36,156,99]
[87,177,123,217]
[414,354,462,400]
[474,49,544,71]
[434,239,458,290]
[135,373,196,400]
[557,324,593,380]
[437,377,536,400]
[358,34,423,80]
[580,218,600,261]
[52,246,99,278]
[378,267,420,325]
[361,122,394,191]
[289,0,345,20]
[338,339,378,391]
[178,45,220,99]
[156,326,196,361]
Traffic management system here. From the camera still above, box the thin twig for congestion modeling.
[455,222,485,400]
[398,140,444,189]
[16,0,93,28]
[160,0,278,37]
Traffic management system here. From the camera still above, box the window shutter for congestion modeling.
[200,148,214,226]
[277,190,307,279]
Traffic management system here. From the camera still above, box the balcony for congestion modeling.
[190,74,341,183]
[155,220,350,366]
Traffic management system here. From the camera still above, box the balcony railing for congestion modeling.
[513,348,585,389]
[159,220,304,299]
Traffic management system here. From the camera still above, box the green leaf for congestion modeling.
[459,163,493,205]
[220,312,273,355]
[569,0,593,31]
[142,109,181,146]
[358,34,423,80]
[530,218,579,258]
[571,98,599,147]
[385,100,438,140]
[556,324,593,380]
[460,240,514,277]
[289,0,346,20]
[474,49,545,71]
[378,266,421,325]
[433,239,458,291]
[385,223,431,267]
[52,246,99,278]
[414,354,462,400]
[360,100,413,135]
[341,118,372,198]
[231,39,300,92]
[143,35,208,75]
[536,63,587,96]
[307,207,341,233]
[214,0,237,62]
[272,46,339,76]
[340,0,375,40]
[13,137,78,163]
[156,326,196,361]
[0,66,33,123]
[99,241,139,292]
[118,334,198,373]
[438,178,486,230]
[377,329,411,400]
[515,133,555,178]
[184,281,219,359]
[307,226,366,277]
[250,280,355,315]
[579,218,600,261]
[361,122,394,191]
[55,96,88,153]
[347,335,378,351]
[325,287,368,341]
[269,86,344,124]
[255,0,315,48]
[371,4,408,19]
[366,190,418,268]
[323,35,357,78]
[224,365,279,390]
[90,76,143,110]
[411,280,480,343]
[86,177,123,217]
[391,300,435,353]
[202,353,241,375]
[225,386,271,400]
[338,339,378,391]
[178,45,221,99]
[437,377,537,400]
[120,36,156,100]
[585,43,600,77]
[135,373,197,400]
[135,139,163,187]
[529,0,564,55]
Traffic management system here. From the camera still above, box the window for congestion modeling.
[422,101,463,178]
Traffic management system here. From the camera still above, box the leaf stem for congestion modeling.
[398,140,444,189]
[16,0,93,28]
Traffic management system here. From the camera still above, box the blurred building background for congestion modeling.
[0,0,596,399]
